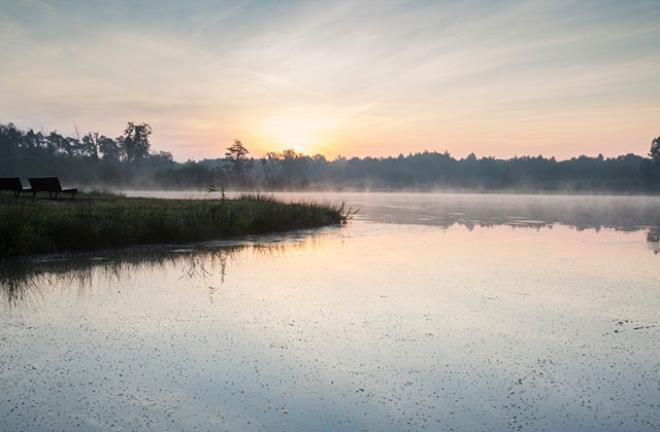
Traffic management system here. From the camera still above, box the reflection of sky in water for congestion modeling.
[2,194,660,431]
[125,191,660,231]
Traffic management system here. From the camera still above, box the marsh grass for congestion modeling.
[0,192,346,256]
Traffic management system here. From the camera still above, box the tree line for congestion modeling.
[2,121,660,192]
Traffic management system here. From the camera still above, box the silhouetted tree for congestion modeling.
[81,132,102,160]
[225,139,249,161]
[45,132,62,156]
[99,136,123,161]
[0,123,21,160]
[152,151,174,162]
[650,135,660,163]
[282,149,299,160]
[2,121,660,192]
[118,122,152,163]
[225,139,249,179]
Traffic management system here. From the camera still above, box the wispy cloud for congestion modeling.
[1,0,659,159]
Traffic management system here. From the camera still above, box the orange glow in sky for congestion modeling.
[1,1,659,160]
[254,113,337,156]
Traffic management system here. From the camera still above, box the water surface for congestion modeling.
[2,193,659,431]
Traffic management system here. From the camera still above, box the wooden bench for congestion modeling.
[0,177,32,197]
[28,177,77,199]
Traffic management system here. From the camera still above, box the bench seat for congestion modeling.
[28,177,77,199]
[0,177,32,196]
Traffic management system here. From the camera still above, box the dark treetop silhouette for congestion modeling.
[1,122,659,192]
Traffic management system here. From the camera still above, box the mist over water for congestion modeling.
[125,190,660,231]
[2,193,659,431]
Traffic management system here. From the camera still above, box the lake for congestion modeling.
[1,193,659,432]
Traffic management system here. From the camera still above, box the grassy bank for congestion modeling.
[0,193,346,257]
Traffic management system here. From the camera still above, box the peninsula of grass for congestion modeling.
[0,193,346,257]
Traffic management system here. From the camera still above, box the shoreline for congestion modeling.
[119,188,660,199]
[0,193,346,257]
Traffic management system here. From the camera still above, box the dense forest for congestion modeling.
[2,121,660,193]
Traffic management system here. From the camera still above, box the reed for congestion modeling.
[0,193,346,257]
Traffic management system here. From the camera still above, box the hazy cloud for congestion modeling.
[1,0,659,159]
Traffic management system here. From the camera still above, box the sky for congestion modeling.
[1,0,659,161]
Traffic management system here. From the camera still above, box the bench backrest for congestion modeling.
[29,177,63,192]
[0,177,23,191]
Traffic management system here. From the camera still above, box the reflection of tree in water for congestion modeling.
[357,196,660,255]
[647,228,660,255]
[0,248,236,307]
[2,211,658,306]
[358,195,660,234]
[0,232,327,307]
[0,262,45,307]
[431,216,660,259]
[461,220,659,255]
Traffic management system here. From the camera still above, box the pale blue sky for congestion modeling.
[1,0,659,159]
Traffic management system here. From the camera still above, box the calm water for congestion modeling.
[2,193,659,432]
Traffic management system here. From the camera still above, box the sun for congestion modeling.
[259,114,333,154]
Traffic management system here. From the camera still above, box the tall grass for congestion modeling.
[0,193,346,257]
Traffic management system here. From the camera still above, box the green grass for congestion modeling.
[0,192,346,257]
